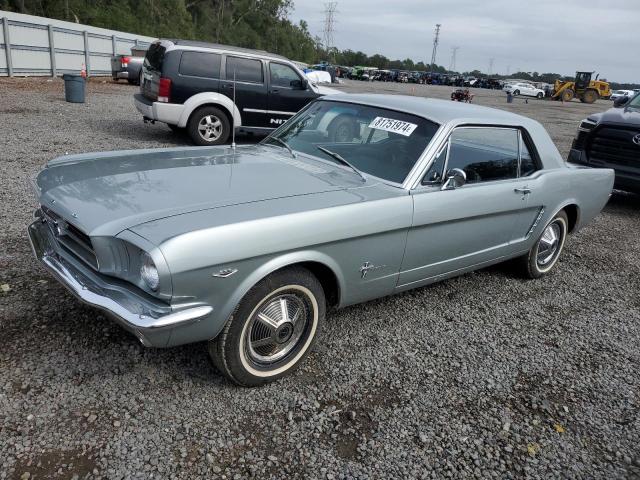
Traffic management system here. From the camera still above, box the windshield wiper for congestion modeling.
[316,146,366,183]
[264,136,296,158]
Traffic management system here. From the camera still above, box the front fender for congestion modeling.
[214,250,347,338]
[177,92,242,128]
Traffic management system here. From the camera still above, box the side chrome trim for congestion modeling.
[526,207,546,239]
[243,108,297,116]
[212,268,238,278]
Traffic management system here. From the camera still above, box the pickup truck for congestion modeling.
[111,46,147,85]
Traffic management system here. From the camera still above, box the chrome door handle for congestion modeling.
[514,187,531,194]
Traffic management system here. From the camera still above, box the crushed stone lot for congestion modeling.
[1,77,639,479]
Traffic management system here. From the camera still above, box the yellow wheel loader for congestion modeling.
[552,71,611,104]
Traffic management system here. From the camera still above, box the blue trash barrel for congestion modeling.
[62,74,86,103]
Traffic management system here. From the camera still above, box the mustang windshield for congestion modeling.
[266,100,440,184]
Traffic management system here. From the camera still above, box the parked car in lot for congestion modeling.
[610,89,636,101]
[28,95,613,386]
[134,40,340,145]
[111,46,147,85]
[503,82,545,99]
[569,92,640,193]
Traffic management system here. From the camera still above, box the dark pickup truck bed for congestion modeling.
[111,46,147,85]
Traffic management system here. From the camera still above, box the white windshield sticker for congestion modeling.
[368,117,418,137]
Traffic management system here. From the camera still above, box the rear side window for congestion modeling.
[144,44,165,71]
[447,127,519,183]
[519,135,538,177]
[226,56,263,83]
[179,51,221,79]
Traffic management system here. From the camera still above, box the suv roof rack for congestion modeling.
[162,39,288,61]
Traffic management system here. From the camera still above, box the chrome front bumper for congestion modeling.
[28,219,213,347]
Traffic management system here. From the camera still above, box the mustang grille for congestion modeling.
[587,126,640,168]
[41,205,98,269]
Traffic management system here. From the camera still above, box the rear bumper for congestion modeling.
[28,218,213,347]
[113,70,129,79]
[134,93,183,126]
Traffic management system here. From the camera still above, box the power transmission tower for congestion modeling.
[449,46,459,72]
[430,24,441,71]
[488,58,494,76]
[323,2,338,62]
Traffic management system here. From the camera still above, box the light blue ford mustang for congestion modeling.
[28,94,614,385]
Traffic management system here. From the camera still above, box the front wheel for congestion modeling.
[209,267,326,386]
[187,106,231,146]
[537,92,544,99]
[519,211,568,279]
[513,90,520,96]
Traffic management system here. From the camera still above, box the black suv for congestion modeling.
[569,93,640,193]
[134,40,337,145]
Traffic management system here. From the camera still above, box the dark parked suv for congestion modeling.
[569,93,640,193]
[134,39,340,145]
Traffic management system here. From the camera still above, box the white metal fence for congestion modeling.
[0,11,156,77]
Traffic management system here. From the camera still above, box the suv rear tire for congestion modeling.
[187,106,231,146]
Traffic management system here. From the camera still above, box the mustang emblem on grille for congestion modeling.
[633,134,640,146]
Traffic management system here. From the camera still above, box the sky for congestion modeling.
[288,0,639,83]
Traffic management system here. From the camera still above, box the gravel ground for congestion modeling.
[1,77,639,479]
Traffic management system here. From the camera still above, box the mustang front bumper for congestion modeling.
[28,218,213,347]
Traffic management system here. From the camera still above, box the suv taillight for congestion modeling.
[121,56,131,68]
[158,77,171,103]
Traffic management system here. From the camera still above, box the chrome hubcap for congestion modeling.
[246,293,311,364]
[198,115,222,141]
[537,222,561,266]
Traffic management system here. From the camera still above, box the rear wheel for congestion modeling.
[581,89,598,104]
[209,267,326,386]
[537,92,543,99]
[519,211,568,279]
[187,106,231,146]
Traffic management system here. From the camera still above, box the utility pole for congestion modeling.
[488,58,494,76]
[506,64,510,76]
[322,2,337,63]
[449,46,459,72]
[430,24,441,71]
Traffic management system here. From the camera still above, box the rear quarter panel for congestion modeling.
[566,164,615,230]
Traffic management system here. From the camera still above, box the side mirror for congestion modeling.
[291,78,308,90]
[442,168,466,190]
[613,96,629,108]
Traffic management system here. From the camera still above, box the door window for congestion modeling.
[226,56,264,83]
[446,127,519,183]
[179,51,221,79]
[270,63,302,88]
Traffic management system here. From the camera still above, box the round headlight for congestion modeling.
[140,252,160,291]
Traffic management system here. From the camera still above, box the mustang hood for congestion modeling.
[36,145,364,236]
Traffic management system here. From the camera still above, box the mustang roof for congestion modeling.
[321,94,535,126]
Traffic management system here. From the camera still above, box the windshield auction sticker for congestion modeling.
[368,117,418,137]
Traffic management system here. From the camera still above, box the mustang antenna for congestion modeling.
[231,68,237,151]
